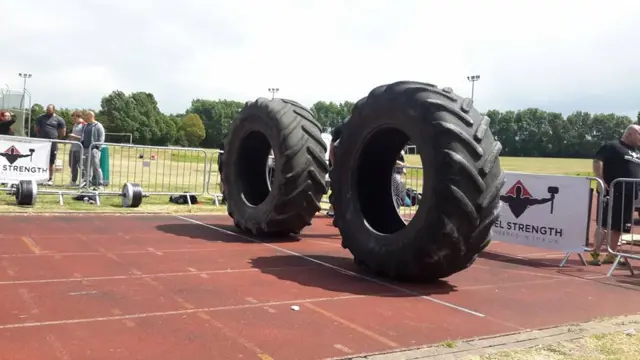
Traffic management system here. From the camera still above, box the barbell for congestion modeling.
[13,180,145,208]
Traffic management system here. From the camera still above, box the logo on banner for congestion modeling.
[0,145,35,165]
[0,140,50,180]
[499,180,558,218]
[494,179,564,241]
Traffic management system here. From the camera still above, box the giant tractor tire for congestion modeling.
[331,81,504,282]
[221,98,329,237]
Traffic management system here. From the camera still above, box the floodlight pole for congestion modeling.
[18,73,32,110]
[466,75,480,101]
[268,88,280,100]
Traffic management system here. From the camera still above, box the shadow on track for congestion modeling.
[155,223,300,244]
[249,254,457,297]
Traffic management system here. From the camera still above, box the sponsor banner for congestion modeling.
[493,171,590,253]
[0,137,51,182]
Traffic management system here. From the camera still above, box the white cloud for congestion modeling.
[1,0,640,117]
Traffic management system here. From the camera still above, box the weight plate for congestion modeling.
[16,179,37,206]
[122,182,143,208]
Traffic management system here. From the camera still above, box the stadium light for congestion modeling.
[466,75,480,101]
[268,88,279,100]
[18,73,32,110]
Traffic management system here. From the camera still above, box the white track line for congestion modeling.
[0,293,393,329]
[175,215,486,318]
[0,266,319,285]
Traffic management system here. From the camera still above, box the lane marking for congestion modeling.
[305,302,399,347]
[0,293,395,329]
[0,266,320,285]
[147,248,163,255]
[21,237,42,254]
[472,265,566,279]
[0,246,267,258]
[68,291,98,296]
[306,239,341,247]
[175,215,486,317]
[333,344,353,353]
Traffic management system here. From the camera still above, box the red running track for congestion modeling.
[0,214,639,360]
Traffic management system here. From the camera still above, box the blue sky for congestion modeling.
[2,0,640,117]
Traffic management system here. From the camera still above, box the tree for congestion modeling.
[180,114,206,147]
[311,101,352,131]
[99,91,178,145]
[187,99,244,148]
[26,90,640,159]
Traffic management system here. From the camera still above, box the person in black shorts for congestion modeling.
[591,124,640,266]
[326,122,343,217]
[35,104,66,186]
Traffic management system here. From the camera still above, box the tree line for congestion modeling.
[24,90,640,158]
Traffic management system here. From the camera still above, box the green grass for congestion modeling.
[404,155,593,176]
[0,189,226,213]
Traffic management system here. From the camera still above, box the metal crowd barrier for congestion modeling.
[85,142,208,204]
[395,165,421,221]
[0,135,87,205]
[205,149,224,206]
[603,178,640,276]
[556,176,604,268]
[204,149,424,219]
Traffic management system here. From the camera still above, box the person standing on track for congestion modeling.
[67,111,86,186]
[327,122,344,218]
[81,111,105,189]
[35,104,66,186]
[590,124,640,266]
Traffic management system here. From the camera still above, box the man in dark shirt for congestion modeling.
[35,104,66,185]
[591,124,640,266]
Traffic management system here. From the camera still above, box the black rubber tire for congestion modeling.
[221,98,329,237]
[331,81,504,282]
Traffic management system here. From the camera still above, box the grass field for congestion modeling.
[0,143,594,213]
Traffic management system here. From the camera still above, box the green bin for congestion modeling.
[100,146,110,186]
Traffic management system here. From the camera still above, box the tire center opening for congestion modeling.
[356,127,419,235]
[237,130,273,206]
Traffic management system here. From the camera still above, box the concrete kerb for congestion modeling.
[338,314,640,360]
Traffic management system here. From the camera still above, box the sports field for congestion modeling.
[0,147,593,212]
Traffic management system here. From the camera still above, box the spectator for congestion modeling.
[0,111,16,136]
[67,111,86,186]
[392,150,410,209]
[590,124,640,266]
[81,111,105,189]
[35,104,66,186]
[217,141,226,204]
[327,122,344,218]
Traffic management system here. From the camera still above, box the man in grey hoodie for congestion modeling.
[81,111,106,188]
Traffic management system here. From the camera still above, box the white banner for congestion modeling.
[493,171,590,253]
[0,137,51,182]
